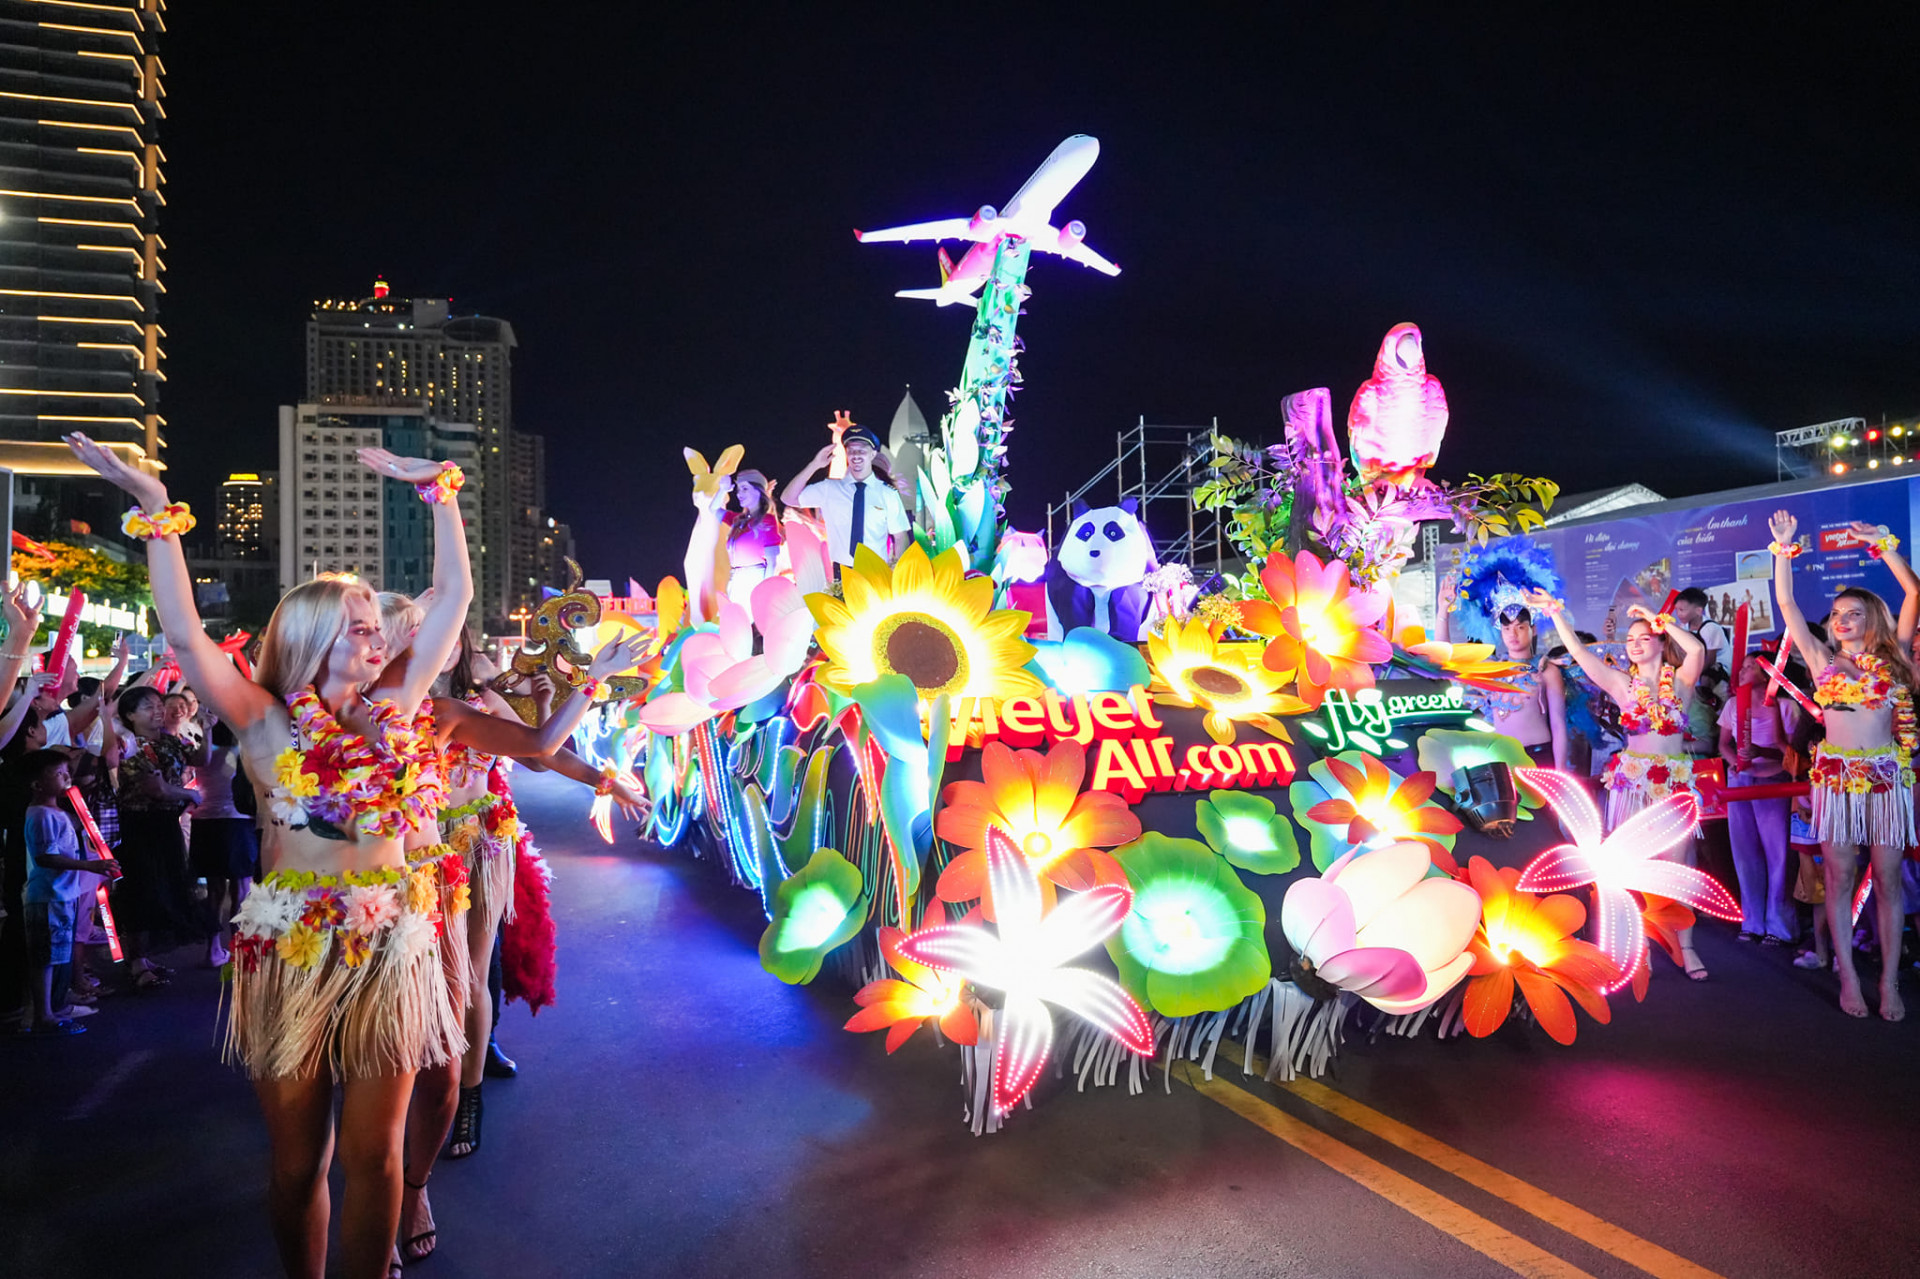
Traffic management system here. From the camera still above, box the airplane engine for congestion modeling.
[1061,219,1087,244]
[969,205,998,233]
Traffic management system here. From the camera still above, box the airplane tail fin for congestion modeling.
[937,247,954,284]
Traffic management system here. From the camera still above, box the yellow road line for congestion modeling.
[1210,1042,1724,1279]
[1182,1063,1596,1279]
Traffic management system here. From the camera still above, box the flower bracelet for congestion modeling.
[122,501,196,540]
[1768,540,1803,559]
[416,463,465,506]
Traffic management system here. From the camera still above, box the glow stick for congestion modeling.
[64,784,123,963]
[1755,655,1821,721]
[1729,603,1749,682]
[1762,634,1792,706]
[46,586,83,685]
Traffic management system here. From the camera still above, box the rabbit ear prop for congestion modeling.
[714,444,745,477]
[684,448,711,477]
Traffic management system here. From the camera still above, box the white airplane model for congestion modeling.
[855,135,1120,307]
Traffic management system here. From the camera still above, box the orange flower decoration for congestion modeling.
[1302,753,1464,871]
[1393,625,1527,694]
[1461,857,1620,1045]
[1628,892,1698,1002]
[1238,549,1391,707]
[845,926,979,1052]
[935,739,1140,916]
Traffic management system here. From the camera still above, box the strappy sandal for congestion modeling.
[1682,946,1709,981]
[388,1245,404,1279]
[446,1084,482,1159]
[400,1175,436,1262]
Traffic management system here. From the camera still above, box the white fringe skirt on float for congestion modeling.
[1809,743,1917,848]
[1602,749,1697,833]
[444,793,517,932]
[223,866,467,1080]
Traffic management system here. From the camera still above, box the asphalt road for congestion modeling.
[6,769,1919,1278]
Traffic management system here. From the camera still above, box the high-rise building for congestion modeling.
[277,401,482,601]
[0,0,168,537]
[306,283,515,628]
[217,470,277,560]
[509,427,549,615]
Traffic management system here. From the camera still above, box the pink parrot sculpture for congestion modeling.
[1346,323,1448,488]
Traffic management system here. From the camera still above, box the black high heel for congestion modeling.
[400,1175,436,1262]
[446,1084,483,1159]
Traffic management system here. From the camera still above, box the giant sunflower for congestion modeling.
[807,545,1042,700]
[1147,616,1307,745]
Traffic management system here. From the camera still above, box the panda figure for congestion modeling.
[1045,499,1158,642]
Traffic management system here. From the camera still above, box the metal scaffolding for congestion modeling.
[1044,417,1231,577]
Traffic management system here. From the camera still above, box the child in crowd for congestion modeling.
[1790,794,1829,971]
[21,749,117,1034]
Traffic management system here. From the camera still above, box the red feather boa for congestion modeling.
[501,828,559,1014]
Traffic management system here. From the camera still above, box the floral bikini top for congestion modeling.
[1618,663,1682,736]
[269,690,446,840]
[1814,655,1899,709]
[1815,654,1920,757]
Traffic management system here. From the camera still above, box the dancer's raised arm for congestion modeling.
[437,635,648,757]
[1630,603,1706,690]
[1523,589,1629,703]
[1848,520,1920,647]
[1769,509,1832,674]
[358,447,473,715]
[63,433,277,729]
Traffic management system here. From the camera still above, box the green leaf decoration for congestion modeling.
[775,746,834,876]
[759,847,865,985]
[1106,833,1271,1017]
[1193,791,1301,875]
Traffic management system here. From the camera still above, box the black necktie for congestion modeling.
[848,479,867,558]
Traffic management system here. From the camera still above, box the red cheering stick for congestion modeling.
[1658,588,1680,616]
[1729,603,1749,678]
[64,784,124,964]
[1755,655,1822,722]
[1761,634,1793,706]
[46,586,83,682]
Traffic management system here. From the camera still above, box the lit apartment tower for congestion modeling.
[508,427,549,615]
[306,283,513,628]
[216,470,277,560]
[277,402,482,602]
[0,0,168,537]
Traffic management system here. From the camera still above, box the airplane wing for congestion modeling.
[854,218,979,244]
[1049,238,1121,276]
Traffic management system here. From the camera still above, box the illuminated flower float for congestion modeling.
[1239,549,1391,707]
[935,739,1141,914]
[1147,616,1304,744]
[1290,751,1464,872]
[809,543,1043,700]
[592,202,1729,1135]
[1459,856,1618,1044]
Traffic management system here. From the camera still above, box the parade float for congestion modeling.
[539,138,1740,1133]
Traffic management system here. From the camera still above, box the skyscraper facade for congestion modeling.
[509,427,548,616]
[0,0,167,536]
[305,284,516,627]
[277,401,482,601]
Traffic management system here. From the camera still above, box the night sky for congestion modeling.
[156,6,1920,585]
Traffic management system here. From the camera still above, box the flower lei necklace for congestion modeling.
[269,690,445,840]
[1620,663,1680,735]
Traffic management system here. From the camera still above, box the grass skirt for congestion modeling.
[1603,749,1696,832]
[1809,743,1917,849]
[445,795,517,933]
[223,866,467,1080]
[408,841,473,1015]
